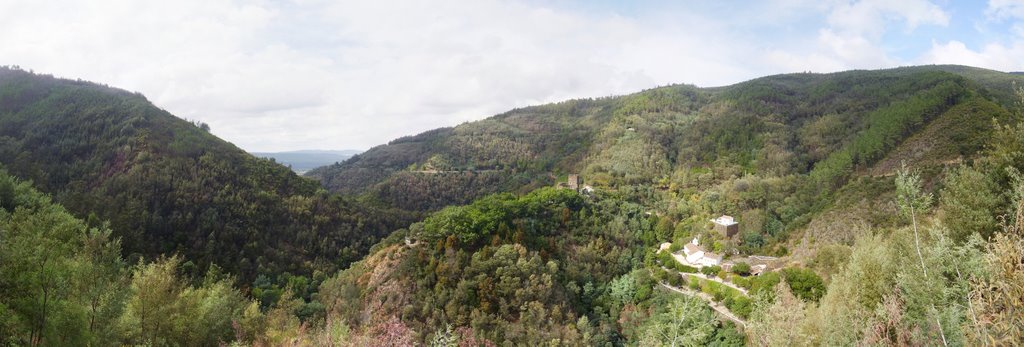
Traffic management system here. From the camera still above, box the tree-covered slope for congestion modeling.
[317,187,745,345]
[0,167,399,346]
[307,81,1024,346]
[307,66,1023,215]
[0,67,414,282]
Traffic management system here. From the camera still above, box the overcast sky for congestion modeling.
[2,0,1023,152]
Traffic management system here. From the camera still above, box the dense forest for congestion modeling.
[0,167,418,346]
[309,67,1020,217]
[3,65,1024,345]
[0,67,415,290]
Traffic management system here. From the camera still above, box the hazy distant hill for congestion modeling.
[253,149,360,174]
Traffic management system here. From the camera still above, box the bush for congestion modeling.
[782,267,826,302]
[701,265,722,277]
[668,273,683,287]
[653,268,670,283]
[657,250,675,266]
[749,271,781,296]
[675,262,697,273]
[731,262,751,276]
[731,275,750,289]
[726,296,752,318]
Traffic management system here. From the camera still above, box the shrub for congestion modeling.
[701,282,714,295]
[653,268,670,282]
[726,296,753,318]
[731,262,751,276]
[749,271,781,296]
[701,265,722,277]
[675,262,697,273]
[666,272,683,287]
[657,250,675,267]
[782,267,826,302]
[731,275,750,289]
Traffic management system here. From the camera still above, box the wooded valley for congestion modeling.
[2,65,1024,345]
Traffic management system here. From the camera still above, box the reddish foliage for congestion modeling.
[368,317,415,347]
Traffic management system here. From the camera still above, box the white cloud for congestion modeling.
[0,0,1008,152]
[921,40,1024,71]
[986,0,1024,20]
[827,0,949,38]
[919,1,1024,71]
[761,0,947,73]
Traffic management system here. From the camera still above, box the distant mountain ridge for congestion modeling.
[252,149,361,174]
[307,65,1024,214]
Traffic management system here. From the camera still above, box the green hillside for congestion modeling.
[307,71,1024,344]
[0,67,415,283]
[309,66,1022,214]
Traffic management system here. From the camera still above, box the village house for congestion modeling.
[682,237,723,267]
[711,215,739,238]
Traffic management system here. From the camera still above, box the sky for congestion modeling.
[2,0,1023,152]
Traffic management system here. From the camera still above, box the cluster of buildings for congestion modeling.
[683,236,723,266]
[677,215,736,267]
[660,215,770,275]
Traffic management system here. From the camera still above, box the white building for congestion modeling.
[684,243,704,264]
[711,215,739,238]
[712,215,736,225]
[682,237,722,267]
[698,252,723,267]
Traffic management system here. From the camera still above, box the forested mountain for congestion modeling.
[0,67,415,283]
[307,67,1024,345]
[309,65,1022,215]
[297,65,1024,345]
